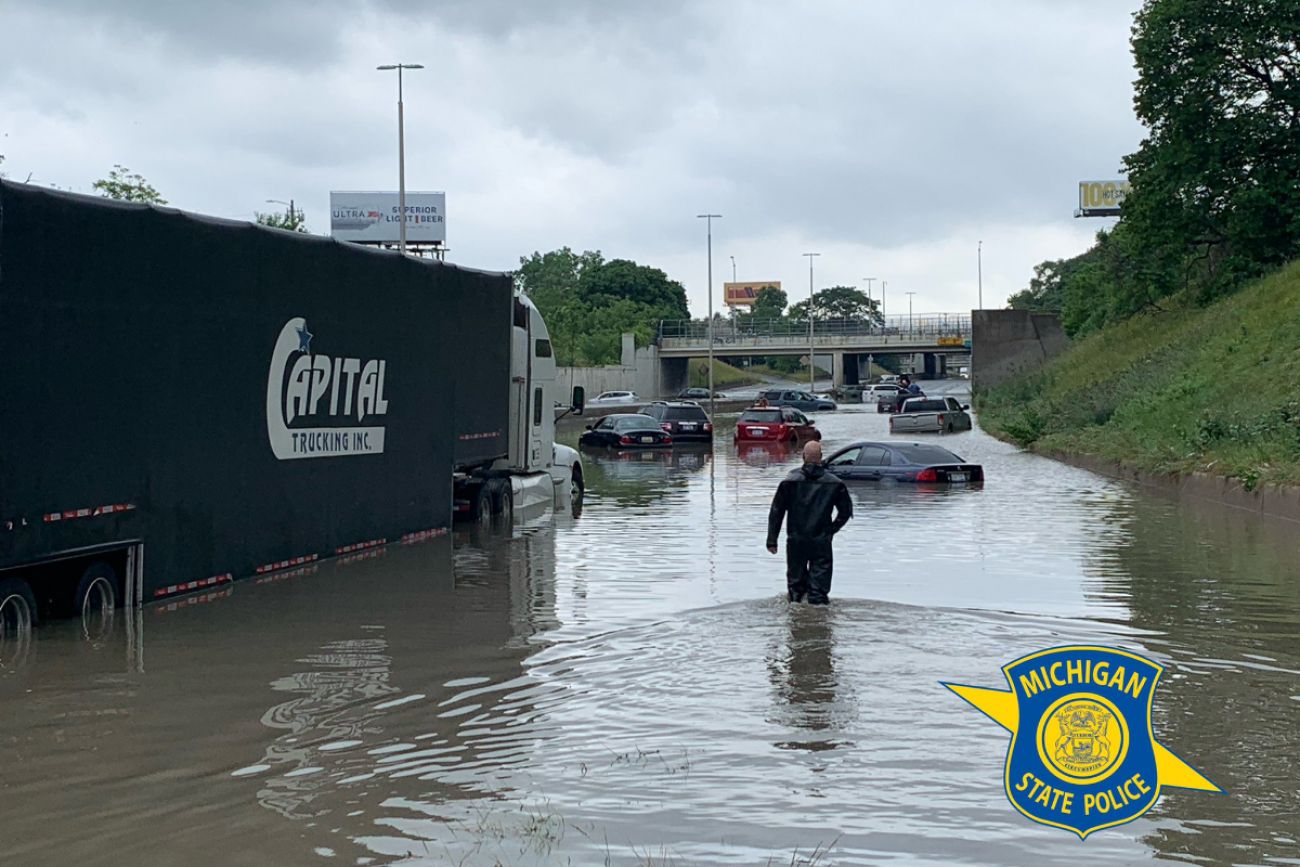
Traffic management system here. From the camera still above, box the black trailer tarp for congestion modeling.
[0,180,510,597]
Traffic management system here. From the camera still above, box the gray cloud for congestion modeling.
[0,0,1145,312]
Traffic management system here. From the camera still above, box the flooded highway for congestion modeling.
[2,385,1298,866]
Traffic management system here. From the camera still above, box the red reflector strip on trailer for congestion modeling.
[43,503,136,523]
[154,572,233,599]
[401,527,448,544]
[255,553,319,575]
[335,538,387,555]
[458,431,502,441]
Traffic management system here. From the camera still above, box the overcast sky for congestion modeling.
[1,0,1143,318]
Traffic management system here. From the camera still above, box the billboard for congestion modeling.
[724,281,781,306]
[1076,180,1130,217]
[330,191,446,244]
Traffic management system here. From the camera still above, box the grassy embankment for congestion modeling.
[980,260,1300,489]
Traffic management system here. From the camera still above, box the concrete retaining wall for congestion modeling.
[1042,450,1300,526]
[971,310,1069,392]
[557,333,665,399]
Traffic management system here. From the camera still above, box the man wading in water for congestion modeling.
[765,441,853,604]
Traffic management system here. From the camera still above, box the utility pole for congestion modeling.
[803,252,821,392]
[378,63,424,255]
[698,214,722,415]
[906,291,917,335]
[978,240,983,310]
[881,280,888,322]
[730,255,736,283]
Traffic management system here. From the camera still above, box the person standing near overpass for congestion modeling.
[765,441,854,604]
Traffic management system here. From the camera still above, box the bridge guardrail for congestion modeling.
[657,314,971,343]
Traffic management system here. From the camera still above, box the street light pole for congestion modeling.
[906,291,916,335]
[378,62,424,255]
[978,240,983,310]
[803,252,820,392]
[730,255,736,283]
[881,280,888,322]
[265,198,298,227]
[698,214,722,415]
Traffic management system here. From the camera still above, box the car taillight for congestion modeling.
[704,422,713,432]
[916,468,938,482]
[663,435,673,444]
[661,423,672,432]
[619,435,633,445]
[937,414,945,425]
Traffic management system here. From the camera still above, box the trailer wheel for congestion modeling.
[0,577,37,670]
[470,483,493,526]
[75,562,118,641]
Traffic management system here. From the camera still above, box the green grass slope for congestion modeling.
[980,260,1300,489]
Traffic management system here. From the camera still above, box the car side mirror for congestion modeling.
[584,424,593,431]
[572,385,585,415]
[962,404,971,410]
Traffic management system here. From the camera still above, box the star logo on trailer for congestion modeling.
[297,324,313,353]
[942,645,1222,838]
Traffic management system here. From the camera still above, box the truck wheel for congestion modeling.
[945,422,955,433]
[0,577,37,669]
[489,478,514,524]
[75,562,118,640]
[570,467,584,501]
[471,483,493,526]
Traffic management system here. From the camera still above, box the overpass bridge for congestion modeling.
[656,314,972,385]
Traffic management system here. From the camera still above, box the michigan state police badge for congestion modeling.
[943,645,1221,837]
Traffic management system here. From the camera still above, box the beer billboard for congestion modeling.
[330,191,446,244]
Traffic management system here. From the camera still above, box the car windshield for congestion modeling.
[892,444,964,464]
[740,410,783,423]
[666,407,708,421]
[902,399,947,412]
[612,415,659,431]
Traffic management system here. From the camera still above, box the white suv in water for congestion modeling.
[587,390,640,406]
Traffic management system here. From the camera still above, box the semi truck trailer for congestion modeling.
[0,180,583,642]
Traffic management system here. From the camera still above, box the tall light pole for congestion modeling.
[377,63,424,255]
[906,291,917,335]
[881,280,888,322]
[803,252,820,391]
[730,255,737,283]
[698,214,722,414]
[977,240,984,310]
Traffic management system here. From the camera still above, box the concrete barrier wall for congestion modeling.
[557,333,665,399]
[971,310,1068,392]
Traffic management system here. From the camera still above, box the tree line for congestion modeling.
[1010,0,1299,336]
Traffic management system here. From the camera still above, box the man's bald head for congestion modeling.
[803,440,823,464]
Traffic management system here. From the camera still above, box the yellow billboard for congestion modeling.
[1077,180,1130,216]
[724,281,781,306]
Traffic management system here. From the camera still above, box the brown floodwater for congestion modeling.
[2,388,1297,866]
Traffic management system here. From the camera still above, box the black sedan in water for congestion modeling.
[579,413,674,449]
[822,441,984,484]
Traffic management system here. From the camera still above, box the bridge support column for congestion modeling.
[659,356,689,397]
[842,353,861,386]
[831,352,847,388]
[923,353,939,379]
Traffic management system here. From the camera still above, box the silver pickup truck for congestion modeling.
[888,396,973,434]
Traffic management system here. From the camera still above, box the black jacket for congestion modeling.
[766,463,853,547]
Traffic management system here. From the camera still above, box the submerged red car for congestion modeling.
[734,407,822,443]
